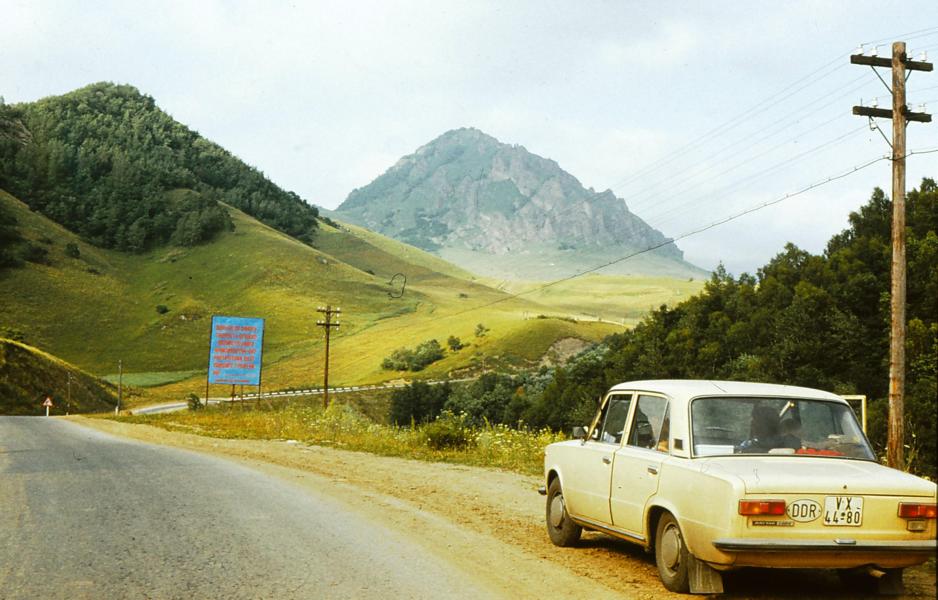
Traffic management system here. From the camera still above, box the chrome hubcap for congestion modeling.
[660,524,681,570]
[549,495,566,528]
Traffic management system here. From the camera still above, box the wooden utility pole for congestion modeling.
[316,305,341,409]
[66,371,71,415]
[116,359,123,415]
[851,42,932,469]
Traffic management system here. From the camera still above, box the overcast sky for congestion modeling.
[3,1,936,274]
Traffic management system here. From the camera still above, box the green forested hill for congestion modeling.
[0,83,318,251]
[530,179,937,476]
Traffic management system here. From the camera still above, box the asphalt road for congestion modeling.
[0,416,494,599]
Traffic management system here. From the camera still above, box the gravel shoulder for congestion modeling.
[73,417,936,600]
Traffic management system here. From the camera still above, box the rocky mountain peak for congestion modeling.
[336,128,696,279]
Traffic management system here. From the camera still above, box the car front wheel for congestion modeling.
[545,477,581,547]
[655,512,690,593]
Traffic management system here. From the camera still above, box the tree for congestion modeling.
[447,335,464,352]
[381,339,446,372]
[474,323,489,338]
[389,381,451,425]
[0,82,317,253]
[531,182,937,477]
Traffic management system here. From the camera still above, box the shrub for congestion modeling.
[447,335,464,352]
[474,323,489,338]
[187,393,203,411]
[390,381,451,425]
[64,242,80,258]
[423,411,474,450]
[22,243,50,264]
[381,339,445,371]
[156,304,169,314]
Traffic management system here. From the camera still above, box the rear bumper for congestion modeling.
[713,538,936,553]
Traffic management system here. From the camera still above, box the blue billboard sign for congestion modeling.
[208,316,265,385]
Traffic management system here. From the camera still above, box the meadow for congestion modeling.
[114,396,564,476]
[1,188,701,408]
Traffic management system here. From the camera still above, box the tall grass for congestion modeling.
[116,400,564,475]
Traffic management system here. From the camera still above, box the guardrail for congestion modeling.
[133,378,471,415]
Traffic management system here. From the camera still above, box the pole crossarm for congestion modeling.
[853,106,932,123]
[850,54,933,72]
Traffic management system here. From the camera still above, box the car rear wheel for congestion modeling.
[655,512,690,593]
[545,477,581,546]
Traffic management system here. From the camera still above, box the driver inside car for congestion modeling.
[736,404,782,453]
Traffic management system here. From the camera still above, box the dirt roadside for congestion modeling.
[72,417,936,600]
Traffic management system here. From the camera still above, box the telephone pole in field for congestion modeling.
[316,305,341,409]
[851,41,932,469]
[116,359,123,415]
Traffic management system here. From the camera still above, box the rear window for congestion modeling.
[690,396,874,460]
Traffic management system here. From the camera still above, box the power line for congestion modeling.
[644,125,868,227]
[439,154,892,321]
[610,33,936,203]
[627,105,858,216]
[863,26,938,45]
[486,96,870,240]
[607,54,851,191]
[625,75,871,213]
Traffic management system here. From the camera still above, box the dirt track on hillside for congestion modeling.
[74,417,936,600]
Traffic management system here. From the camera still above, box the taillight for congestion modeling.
[739,500,786,516]
[898,503,937,519]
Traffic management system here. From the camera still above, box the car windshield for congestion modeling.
[690,396,875,460]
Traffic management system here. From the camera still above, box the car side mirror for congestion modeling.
[572,426,588,440]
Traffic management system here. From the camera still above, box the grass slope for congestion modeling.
[0,338,116,415]
[437,243,709,281]
[1,190,628,403]
[486,274,705,326]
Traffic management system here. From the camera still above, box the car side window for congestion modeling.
[597,394,632,445]
[627,395,669,451]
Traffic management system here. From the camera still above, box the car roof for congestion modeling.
[607,379,845,403]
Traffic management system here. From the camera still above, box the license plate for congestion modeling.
[823,496,863,526]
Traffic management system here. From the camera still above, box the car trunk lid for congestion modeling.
[705,457,936,496]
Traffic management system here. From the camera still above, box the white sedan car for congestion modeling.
[541,380,936,594]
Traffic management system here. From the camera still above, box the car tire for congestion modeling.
[655,512,690,593]
[545,477,581,547]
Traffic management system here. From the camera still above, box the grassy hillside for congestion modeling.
[1,187,707,407]
[1,189,629,402]
[0,338,116,415]
[438,243,708,282]
[486,274,705,326]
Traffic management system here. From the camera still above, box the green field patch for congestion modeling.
[103,370,202,387]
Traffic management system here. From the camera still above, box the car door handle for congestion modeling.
[602,457,612,465]
[647,466,658,475]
